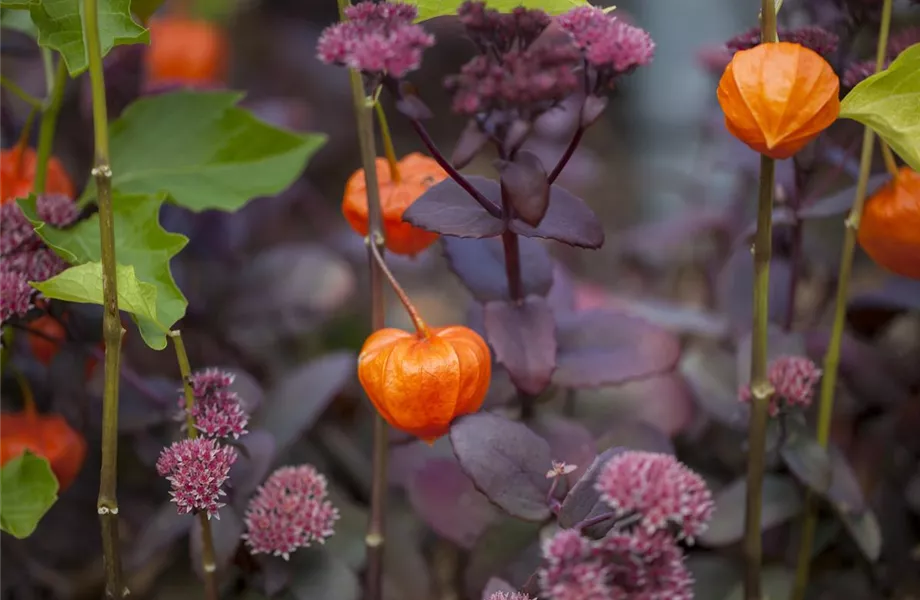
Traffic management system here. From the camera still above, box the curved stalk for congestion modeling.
[375,101,400,183]
[84,0,126,596]
[368,239,429,338]
[742,3,777,599]
[791,2,893,597]
[0,75,43,109]
[170,330,219,600]
[336,3,388,599]
[33,59,68,195]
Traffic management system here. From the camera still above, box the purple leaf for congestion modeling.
[406,458,499,549]
[580,95,608,128]
[402,176,504,238]
[848,275,920,313]
[253,352,355,451]
[596,420,675,456]
[483,296,557,395]
[501,151,550,227]
[442,236,554,302]
[615,209,731,265]
[190,507,244,579]
[509,184,604,249]
[600,296,730,339]
[557,447,623,536]
[798,174,889,219]
[733,207,798,248]
[464,517,544,596]
[736,326,806,389]
[258,556,293,597]
[288,552,361,600]
[717,249,792,336]
[450,412,554,521]
[826,445,867,515]
[553,310,681,389]
[698,475,802,547]
[680,346,748,430]
[838,508,881,561]
[779,418,832,496]
[229,430,277,507]
[546,263,577,314]
[452,119,490,169]
[530,415,596,482]
[127,503,193,570]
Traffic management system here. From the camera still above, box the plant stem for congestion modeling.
[742,7,778,598]
[879,141,898,176]
[499,181,524,303]
[791,4,892,598]
[548,126,583,184]
[0,75,44,109]
[375,101,400,183]
[33,59,68,195]
[170,330,219,600]
[85,0,125,595]
[369,239,429,337]
[337,3,388,598]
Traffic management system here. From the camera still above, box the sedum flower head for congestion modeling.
[458,1,551,52]
[0,266,33,324]
[726,25,839,57]
[595,451,713,542]
[539,528,693,600]
[0,195,76,285]
[316,1,434,78]
[156,437,237,519]
[739,355,822,416]
[488,593,534,600]
[179,368,249,439]
[242,465,339,560]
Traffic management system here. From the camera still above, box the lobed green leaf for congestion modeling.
[839,43,920,172]
[81,91,327,212]
[0,451,59,539]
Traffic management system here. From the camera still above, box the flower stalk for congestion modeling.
[375,100,401,183]
[84,0,126,595]
[742,2,778,598]
[336,1,388,598]
[170,330,220,600]
[33,58,68,195]
[368,237,429,338]
[791,0,893,596]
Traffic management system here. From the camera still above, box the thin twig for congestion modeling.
[0,74,43,109]
[548,126,584,184]
[790,2,893,597]
[33,58,68,195]
[84,0,126,595]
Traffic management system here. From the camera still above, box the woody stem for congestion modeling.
[791,1,893,597]
[338,2,388,598]
[169,330,219,600]
[369,238,430,338]
[742,4,778,599]
[375,101,400,183]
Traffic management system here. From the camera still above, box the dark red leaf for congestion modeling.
[406,458,499,549]
[779,418,832,495]
[698,475,802,547]
[717,250,792,335]
[402,176,505,239]
[452,119,490,169]
[580,95,608,128]
[450,412,554,521]
[464,517,543,596]
[530,415,596,481]
[510,184,604,249]
[228,430,277,507]
[441,236,554,302]
[596,420,675,456]
[557,447,623,536]
[553,310,681,389]
[483,296,557,395]
[501,150,550,227]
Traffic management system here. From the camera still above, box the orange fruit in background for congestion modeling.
[27,314,66,366]
[717,42,840,160]
[1,147,75,204]
[342,153,447,256]
[1,411,87,491]
[144,16,229,88]
[858,167,920,280]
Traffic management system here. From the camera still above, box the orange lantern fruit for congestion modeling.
[358,325,491,443]
[1,411,87,491]
[342,153,446,256]
[1,147,75,204]
[857,167,920,280]
[144,16,229,88]
[717,41,840,160]
[27,314,66,366]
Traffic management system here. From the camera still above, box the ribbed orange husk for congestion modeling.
[342,153,446,256]
[144,16,228,88]
[1,147,74,204]
[357,325,491,443]
[717,42,840,160]
[858,167,920,280]
[0,412,88,491]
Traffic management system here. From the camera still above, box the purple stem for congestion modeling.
[574,510,620,532]
[406,118,503,219]
[548,126,584,184]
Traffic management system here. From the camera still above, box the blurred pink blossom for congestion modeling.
[156,438,237,519]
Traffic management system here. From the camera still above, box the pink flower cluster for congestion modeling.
[242,465,339,560]
[558,6,655,87]
[539,528,693,600]
[488,593,533,600]
[179,368,249,439]
[725,25,839,57]
[595,451,713,542]
[156,437,238,519]
[458,1,551,52]
[739,355,822,416]
[316,1,434,78]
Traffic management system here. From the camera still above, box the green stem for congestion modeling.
[85,0,125,595]
[169,330,219,600]
[336,2,388,599]
[375,101,400,183]
[791,3,892,597]
[742,6,778,599]
[879,141,898,177]
[33,59,68,195]
[0,74,43,109]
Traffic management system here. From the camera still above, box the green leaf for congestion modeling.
[839,43,920,172]
[0,451,59,539]
[1,6,36,36]
[80,91,327,212]
[0,0,30,9]
[28,0,148,76]
[402,0,591,22]
[20,193,188,350]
